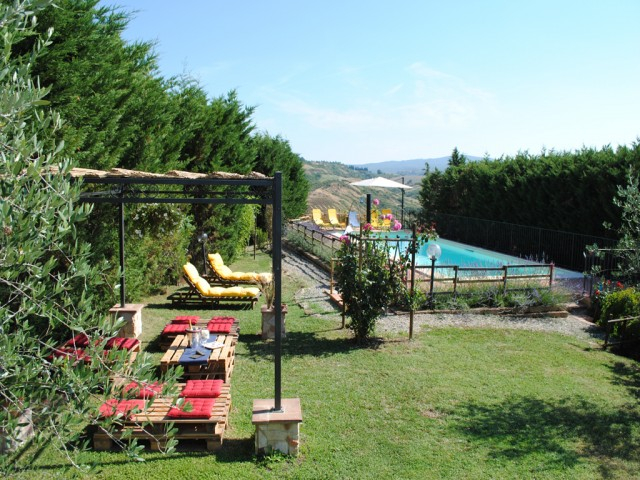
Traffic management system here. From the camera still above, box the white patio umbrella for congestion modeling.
[349,177,412,224]
[350,177,412,189]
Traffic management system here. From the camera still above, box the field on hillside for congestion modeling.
[303,160,422,223]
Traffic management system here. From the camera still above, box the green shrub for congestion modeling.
[599,288,640,346]
[335,238,392,343]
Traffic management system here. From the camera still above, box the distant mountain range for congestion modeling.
[353,155,482,175]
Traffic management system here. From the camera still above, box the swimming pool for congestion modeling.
[380,234,583,279]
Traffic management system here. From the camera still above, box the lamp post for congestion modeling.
[400,176,405,226]
[427,242,441,309]
[197,232,208,273]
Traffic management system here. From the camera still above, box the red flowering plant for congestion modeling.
[592,278,625,321]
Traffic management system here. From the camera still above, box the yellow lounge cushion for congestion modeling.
[195,276,211,295]
[228,271,259,282]
[215,264,233,278]
[208,286,260,298]
[208,253,224,267]
[183,263,200,284]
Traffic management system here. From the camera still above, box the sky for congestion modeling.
[106,0,640,164]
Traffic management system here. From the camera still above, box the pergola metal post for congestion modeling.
[272,172,283,412]
[119,195,126,308]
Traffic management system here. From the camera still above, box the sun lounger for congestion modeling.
[328,208,345,228]
[381,209,392,228]
[369,210,380,229]
[312,208,330,228]
[168,262,260,308]
[206,253,271,286]
[347,211,360,228]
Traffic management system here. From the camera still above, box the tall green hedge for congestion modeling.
[420,143,640,238]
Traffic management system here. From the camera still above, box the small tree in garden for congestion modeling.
[334,237,392,344]
[608,170,640,282]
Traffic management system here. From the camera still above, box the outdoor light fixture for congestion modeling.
[427,242,441,308]
[197,232,208,272]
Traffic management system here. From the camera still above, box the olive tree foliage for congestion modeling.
[0,2,179,471]
[593,170,640,283]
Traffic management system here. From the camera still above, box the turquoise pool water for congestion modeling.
[380,234,582,279]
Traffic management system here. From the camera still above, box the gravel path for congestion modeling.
[282,246,603,343]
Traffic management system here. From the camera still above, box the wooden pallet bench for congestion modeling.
[159,318,240,351]
[160,334,235,382]
[93,385,231,452]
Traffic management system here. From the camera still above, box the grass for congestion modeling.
[9,251,640,479]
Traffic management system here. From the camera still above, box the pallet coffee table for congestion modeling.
[160,334,235,382]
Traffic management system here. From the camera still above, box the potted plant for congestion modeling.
[258,273,287,340]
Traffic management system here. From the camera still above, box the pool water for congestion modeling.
[381,234,582,279]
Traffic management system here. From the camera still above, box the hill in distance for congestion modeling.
[356,155,482,175]
[303,160,422,222]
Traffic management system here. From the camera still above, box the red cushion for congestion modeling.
[208,316,235,324]
[167,397,215,419]
[123,381,164,399]
[179,379,223,398]
[105,337,140,351]
[99,399,145,419]
[47,347,90,363]
[162,323,188,335]
[206,322,231,334]
[172,315,201,324]
[64,333,90,348]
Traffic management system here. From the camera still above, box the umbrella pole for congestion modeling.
[366,193,371,223]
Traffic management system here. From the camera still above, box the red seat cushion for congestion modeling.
[123,381,164,399]
[208,316,235,324]
[172,315,201,325]
[206,322,231,334]
[64,333,90,348]
[99,399,145,419]
[162,323,188,335]
[47,347,90,363]
[167,397,215,419]
[105,337,140,351]
[179,379,223,398]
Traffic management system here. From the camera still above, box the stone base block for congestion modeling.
[261,305,287,340]
[0,408,33,454]
[109,303,144,338]
[252,398,302,456]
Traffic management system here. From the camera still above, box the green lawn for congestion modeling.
[12,252,640,479]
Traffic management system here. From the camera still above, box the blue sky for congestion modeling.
[107,1,640,164]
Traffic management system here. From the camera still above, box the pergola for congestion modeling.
[70,167,286,411]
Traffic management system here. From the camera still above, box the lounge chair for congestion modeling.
[206,253,271,285]
[168,262,260,308]
[327,208,345,228]
[347,211,360,228]
[381,209,392,228]
[369,210,380,229]
[312,209,330,228]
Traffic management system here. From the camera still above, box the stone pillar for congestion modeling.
[260,304,287,340]
[109,303,144,338]
[0,408,33,453]
[252,398,302,456]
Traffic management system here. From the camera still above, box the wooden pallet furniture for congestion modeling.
[159,316,240,351]
[93,385,231,452]
[160,334,235,382]
[48,334,140,367]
